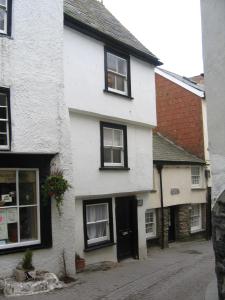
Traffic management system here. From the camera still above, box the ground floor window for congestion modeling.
[83,198,113,249]
[145,209,156,239]
[0,169,40,249]
[190,204,202,232]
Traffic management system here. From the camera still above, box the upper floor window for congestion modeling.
[100,122,128,169]
[0,88,10,150]
[0,0,12,36]
[105,48,131,98]
[191,166,201,187]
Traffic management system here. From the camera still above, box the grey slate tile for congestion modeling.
[64,0,160,63]
[153,133,205,164]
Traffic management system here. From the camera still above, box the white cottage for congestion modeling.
[64,0,161,264]
[0,0,76,277]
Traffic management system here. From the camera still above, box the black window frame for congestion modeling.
[0,0,12,37]
[104,46,132,99]
[0,154,53,255]
[83,198,114,251]
[0,87,11,151]
[100,121,129,170]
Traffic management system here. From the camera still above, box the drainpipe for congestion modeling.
[156,164,164,249]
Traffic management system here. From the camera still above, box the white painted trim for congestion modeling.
[155,68,205,98]
[76,190,151,200]
[69,108,155,129]
[145,209,157,239]
[0,168,41,250]
[190,204,202,233]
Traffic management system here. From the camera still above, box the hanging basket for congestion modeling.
[42,169,71,216]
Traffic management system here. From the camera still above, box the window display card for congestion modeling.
[0,209,7,224]
[0,224,8,240]
[1,194,12,203]
[7,208,17,224]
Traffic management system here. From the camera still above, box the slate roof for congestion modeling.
[153,133,205,164]
[64,0,161,65]
[158,68,204,92]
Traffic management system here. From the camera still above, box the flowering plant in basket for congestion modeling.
[42,169,71,216]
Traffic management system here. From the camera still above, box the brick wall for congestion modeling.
[155,73,205,159]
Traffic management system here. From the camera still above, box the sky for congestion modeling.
[103,0,203,77]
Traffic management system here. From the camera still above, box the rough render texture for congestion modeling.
[0,0,76,277]
[155,73,205,159]
[201,1,225,298]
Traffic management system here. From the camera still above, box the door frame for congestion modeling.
[168,206,176,242]
[115,196,139,261]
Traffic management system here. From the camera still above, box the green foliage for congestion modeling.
[42,169,71,216]
[22,249,34,271]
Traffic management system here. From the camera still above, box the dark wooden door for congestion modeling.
[116,196,138,261]
[168,206,176,242]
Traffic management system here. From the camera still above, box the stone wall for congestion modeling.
[176,204,191,240]
[157,207,169,248]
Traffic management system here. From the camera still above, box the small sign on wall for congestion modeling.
[171,188,180,195]
[137,199,143,206]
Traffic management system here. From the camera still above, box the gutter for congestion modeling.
[156,164,164,249]
[64,14,162,67]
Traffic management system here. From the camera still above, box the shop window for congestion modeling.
[0,169,40,249]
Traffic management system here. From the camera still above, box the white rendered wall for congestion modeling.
[0,1,76,277]
[70,112,153,196]
[201,0,225,204]
[149,165,207,209]
[64,27,156,127]
[75,194,151,264]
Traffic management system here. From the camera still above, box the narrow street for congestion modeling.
[1,240,215,300]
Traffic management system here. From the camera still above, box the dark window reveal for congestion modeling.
[100,122,128,169]
[105,48,131,98]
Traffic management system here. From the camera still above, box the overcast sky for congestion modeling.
[103,0,203,77]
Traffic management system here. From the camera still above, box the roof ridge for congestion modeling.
[64,0,161,65]
[156,67,204,93]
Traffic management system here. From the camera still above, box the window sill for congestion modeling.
[0,33,12,39]
[190,229,204,234]
[0,147,11,152]
[84,241,115,252]
[191,187,206,191]
[0,242,52,256]
[150,189,157,193]
[146,235,157,240]
[103,89,133,100]
[99,167,130,171]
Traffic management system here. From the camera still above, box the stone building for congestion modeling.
[147,133,208,248]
